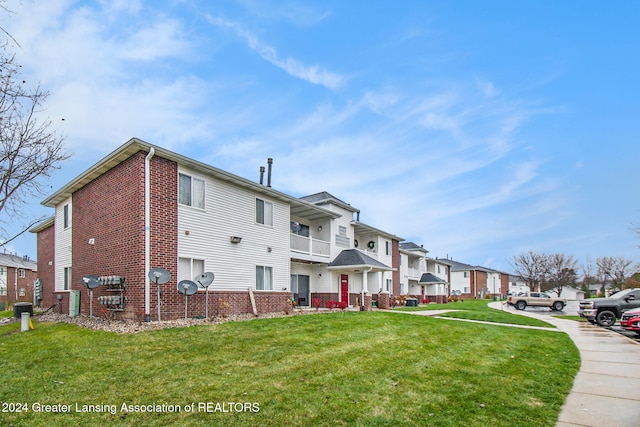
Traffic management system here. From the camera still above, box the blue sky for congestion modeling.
[2,0,639,273]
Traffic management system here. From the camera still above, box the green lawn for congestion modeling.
[392,300,554,328]
[0,311,579,427]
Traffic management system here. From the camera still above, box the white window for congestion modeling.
[63,203,71,228]
[386,279,392,292]
[386,241,390,256]
[18,269,25,278]
[463,286,470,293]
[256,266,273,290]
[464,271,469,278]
[437,265,441,274]
[178,257,205,282]
[255,198,273,226]
[179,173,205,209]
[400,283,405,294]
[63,267,72,291]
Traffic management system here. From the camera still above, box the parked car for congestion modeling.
[578,288,640,327]
[620,307,640,336]
[507,292,566,311]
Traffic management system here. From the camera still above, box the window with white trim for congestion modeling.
[386,241,390,255]
[463,286,470,293]
[18,269,25,278]
[178,257,205,282]
[256,265,273,290]
[63,267,72,291]
[386,279,392,292]
[179,173,205,209]
[63,203,70,228]
[464,271,469,278]
[255,198,273,226]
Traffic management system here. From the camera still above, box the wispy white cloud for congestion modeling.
[204,15,345,90]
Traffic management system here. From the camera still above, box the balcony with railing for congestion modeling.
[290,233,331,263]
[406,267,426,281]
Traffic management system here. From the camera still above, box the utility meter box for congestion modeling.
[69,290,80,317]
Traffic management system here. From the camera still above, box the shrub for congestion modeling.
[312,298,322,310]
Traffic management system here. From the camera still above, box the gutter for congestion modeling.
[144,147,155,322]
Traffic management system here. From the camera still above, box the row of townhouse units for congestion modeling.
[29,138,509,321]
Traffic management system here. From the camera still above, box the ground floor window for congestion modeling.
[256,266,273,290]
[63,267,72,291]
[178,257,205,282]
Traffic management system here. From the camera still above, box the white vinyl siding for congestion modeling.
[55,197,73,291]
[177,167,290,291]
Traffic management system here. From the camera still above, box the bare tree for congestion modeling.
[596,256,634,292]
[544,253,578,296]
[510,251,548,292]
[0,41,68,246]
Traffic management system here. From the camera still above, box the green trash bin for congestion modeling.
[0,301,5,311]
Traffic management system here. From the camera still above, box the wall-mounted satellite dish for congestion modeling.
[148,267,171,285]
[149,267,171,321]
[178,280,198,320]
[82,275,100,318]
[195,272,215,318]
[82,275,100,289]
[454,290,462,296]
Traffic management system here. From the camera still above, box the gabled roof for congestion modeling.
[328,249,392,271]
[400,242,428,254]
[352,221,404,242]
[300,191,359,213]
[418,272,448,284]
[0,253,37,271]
[40,138,340,221]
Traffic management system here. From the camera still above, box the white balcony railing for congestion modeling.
[290,234,331,260]
[407,267,426,280]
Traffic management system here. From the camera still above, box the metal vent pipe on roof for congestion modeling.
[267,158,273,187]
[259,166,265,185]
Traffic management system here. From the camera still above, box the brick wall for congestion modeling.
[36,224,56,308]
[0,266,38,305]
[72,151,146,319]
[392,239,400,297]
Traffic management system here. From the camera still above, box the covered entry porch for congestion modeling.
[327,249,393,310]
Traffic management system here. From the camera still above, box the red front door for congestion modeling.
[340,275,349,304]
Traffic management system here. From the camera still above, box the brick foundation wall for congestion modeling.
[309,292,338,308]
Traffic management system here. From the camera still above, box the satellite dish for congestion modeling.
[82,275,100,289]
[178,280,198,295]
[454,290,462,296]
[195,272,215,319]
[195,272,215,288]
[148,268,171,285]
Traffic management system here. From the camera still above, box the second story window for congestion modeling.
[63,203,70,228]
[179,173,205,209]
[256,198,273,226]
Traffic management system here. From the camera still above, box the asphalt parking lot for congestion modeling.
[501,300,640,343]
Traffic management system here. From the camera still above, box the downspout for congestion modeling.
[144,147,155,322]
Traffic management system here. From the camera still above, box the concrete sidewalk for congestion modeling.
[487,301,640,427]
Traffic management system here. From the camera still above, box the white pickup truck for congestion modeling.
[507,292,566,311]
